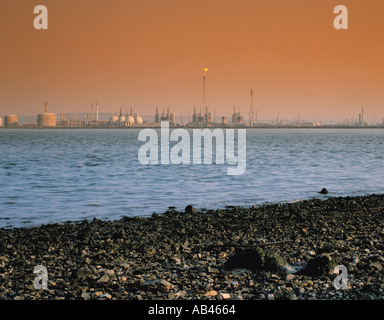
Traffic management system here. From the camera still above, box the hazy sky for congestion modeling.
[1,0,384,122]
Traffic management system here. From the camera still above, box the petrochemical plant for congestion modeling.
[0,103,378,129]
[0,68,383,129]
[0,68,382,128]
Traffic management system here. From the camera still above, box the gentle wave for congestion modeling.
[0,128,383,228]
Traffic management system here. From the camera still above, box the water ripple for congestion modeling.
[0,128,383,228]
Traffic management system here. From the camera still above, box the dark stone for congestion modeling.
[301,254,336,277]
[74,266,93,280]
[319,188,328,194]
[185,205,197,214]
[224,248,288,272]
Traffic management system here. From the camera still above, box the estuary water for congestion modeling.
[0,128,383,228]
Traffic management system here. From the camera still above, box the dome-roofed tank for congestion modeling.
[127,115,135,125]
[119,115,126,123]
[135,114,143,125]
[110,115,119,123]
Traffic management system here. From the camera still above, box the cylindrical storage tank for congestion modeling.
[119,115,126,123]
[135,115,143,125]
[4,115,19,126]
[37,113,56,127]
[0,116,2,127]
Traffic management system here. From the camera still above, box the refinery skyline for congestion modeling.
[1,1,384,122]
[1,101,382,128]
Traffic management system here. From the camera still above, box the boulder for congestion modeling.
[185,205,197,214]
[224,248,289,273]
[301,254,336,276]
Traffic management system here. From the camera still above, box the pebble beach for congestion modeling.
[1,194,384,300]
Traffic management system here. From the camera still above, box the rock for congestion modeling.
[141,279,175,292]
[204,290,218,297]
[286,274,295,281]
[75,266,93,280]
[170,292,184,299]
[81,292,91,300]
[97,274,110,283]
[301,254,336,277]
[319,188,328,194]
[370,262,383,271]
[171,257,181,265]
[207,266,220,274]
[220,293,231,300]
[104,269,115,275]
[224,248,289,273]
[185,205,197,214]
[287,293,298,300]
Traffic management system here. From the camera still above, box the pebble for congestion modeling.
[286,274,295,281]
[205,290,218,297]
[0,194,383,300]
[220,293,231,299]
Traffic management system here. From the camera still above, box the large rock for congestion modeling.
[224,248,289,273]
[301,254,336,276]
[185,205,197,214]
[74,266,93,280]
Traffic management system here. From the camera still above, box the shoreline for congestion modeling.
[1,193,384,300]
[1,126,384,130]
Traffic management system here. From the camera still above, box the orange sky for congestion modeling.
[1,0,384,122]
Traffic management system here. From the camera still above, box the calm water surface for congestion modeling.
[0,128,383,228]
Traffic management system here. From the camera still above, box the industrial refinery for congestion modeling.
[0,103,378,129]
[0,67,381,129]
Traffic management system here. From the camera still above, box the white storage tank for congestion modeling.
[127,115,135,125]
[37,103,56,127]
[110,115,119,123]
[135,114,143,125]
[0,116,2,127]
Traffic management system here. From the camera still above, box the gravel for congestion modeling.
[1,194,384,300]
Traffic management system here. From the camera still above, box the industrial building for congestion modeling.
[191,106,213,125]
[231,106,243,124]
[155,107,175,124]
[37,103,56,127]
[358,107,365,126]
